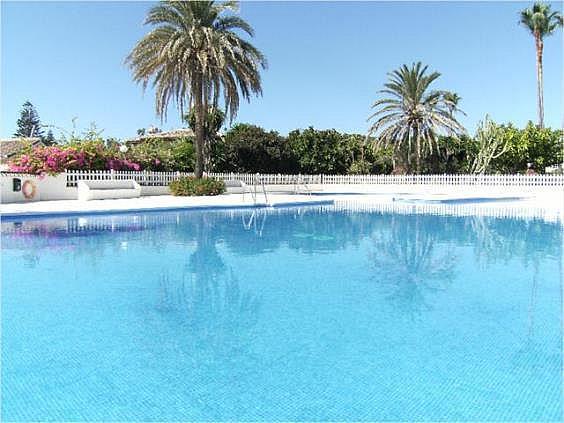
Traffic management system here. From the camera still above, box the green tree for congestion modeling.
[43,130,56,146]
[519,2,563,128]
[126,0,266,178]
[218,123,297,173]
[288,127,351,174]
[14,101,44,139]
[490,122,563,173]
[426,134,472,174]
[128,137,195,171]
[367,62,465,173]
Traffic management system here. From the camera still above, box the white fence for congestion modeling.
[66,170,192,187]
[65,170,564,187]
[2,170,564,204]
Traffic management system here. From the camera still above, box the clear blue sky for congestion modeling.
[1,1,562,140]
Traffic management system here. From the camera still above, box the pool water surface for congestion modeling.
[1,205,562,421]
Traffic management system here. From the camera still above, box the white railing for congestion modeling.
[66,170,192,187]
[63,170,564,187]
[209,173,564,186]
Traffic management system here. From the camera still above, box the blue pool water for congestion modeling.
[1,205,562,421]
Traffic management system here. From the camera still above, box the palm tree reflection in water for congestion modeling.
[157,272,261,358]
[156,215,261,359]
[371,215,457,318]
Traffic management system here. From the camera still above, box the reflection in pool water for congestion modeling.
[1,205,562,421]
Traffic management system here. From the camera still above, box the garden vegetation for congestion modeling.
[169,176,226,196]
[7,1,563,177]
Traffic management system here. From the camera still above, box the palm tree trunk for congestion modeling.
[193,76,205,178]
[416,137,421,174]
[535,33,544,128]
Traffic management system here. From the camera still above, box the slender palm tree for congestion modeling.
[443,92,463,119]
[367,62,465,173]
[519,2,563,128]
[126,0,267,177]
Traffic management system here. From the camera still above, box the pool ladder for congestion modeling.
[250,173,269,205]
[293,175,311,196]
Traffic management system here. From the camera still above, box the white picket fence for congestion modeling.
[65,170,564,187]
[66,170,564,187]
[66,170,192,187]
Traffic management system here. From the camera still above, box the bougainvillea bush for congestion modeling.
[9,141,141,175]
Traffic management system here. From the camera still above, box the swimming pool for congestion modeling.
[2,205,562,421]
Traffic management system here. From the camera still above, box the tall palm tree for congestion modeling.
[367,62,465,173]
[126,0,267,177]
[519,2,563,128]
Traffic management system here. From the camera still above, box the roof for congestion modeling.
[127,128,195,145]
[0,138,44,162]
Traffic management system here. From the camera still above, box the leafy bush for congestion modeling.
[288,127,350,174]
[215,123,298,173]
[489,122,563,173]
[348,159,372,175]
[169,176,225,196]
[127,137,195,171]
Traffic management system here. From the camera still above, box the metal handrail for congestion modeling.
[293,175,311,196]
[256,173,269,205]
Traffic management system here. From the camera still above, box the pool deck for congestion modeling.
[1,187,562,222]
[0,194,332,218]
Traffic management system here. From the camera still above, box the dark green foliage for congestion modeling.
[43,130,56,146]
[424,135,472,174]
[186,107,226,171]
[14,101,44,139]
[488,122,563,173]
[213,125,395,175]
[424,122,562,174]
[369,146,395,174]
[287,127,351,174]
[128,138,195,171]
[348,159,372,175]
[169,176,226,196]
[186,107,225,140]
[215,123,298,173]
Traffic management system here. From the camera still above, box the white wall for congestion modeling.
[1,173,172,203]
[1,174,42,203]
[2,172,563,204]
[141,186,170,196]
[1,173,76,203]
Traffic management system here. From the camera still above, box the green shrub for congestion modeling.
[169,176,225,196]
[348,159,372,175]
[127,137,195,171]
[489,122,563,173]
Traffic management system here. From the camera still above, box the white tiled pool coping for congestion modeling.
[0,194,332,218]
[1,188,562,222]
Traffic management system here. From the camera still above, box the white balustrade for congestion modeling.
[63,170,564,188]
